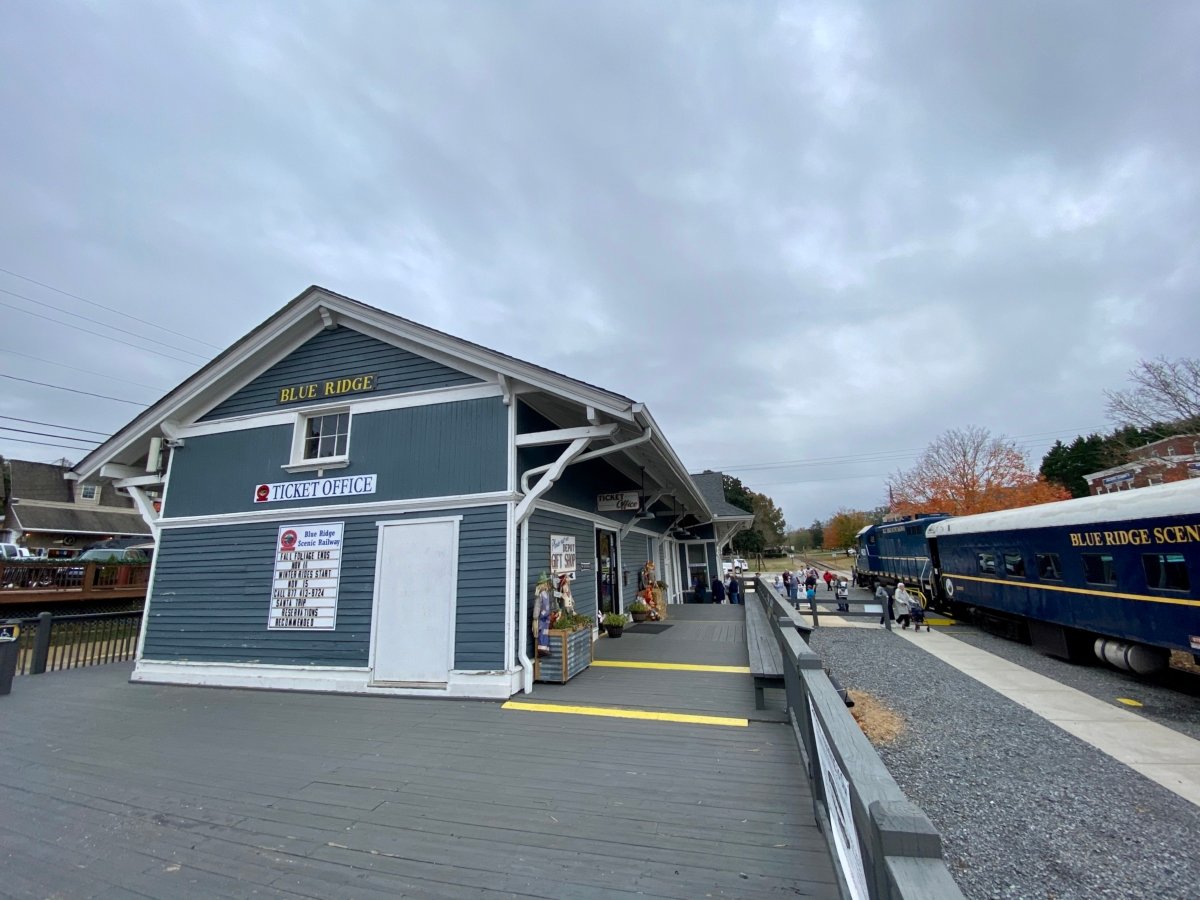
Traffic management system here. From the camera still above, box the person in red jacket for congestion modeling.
[823,570,834,591]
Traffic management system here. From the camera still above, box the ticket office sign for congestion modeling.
[269,522,344,629]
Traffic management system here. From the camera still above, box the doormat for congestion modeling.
[630,624,673,634]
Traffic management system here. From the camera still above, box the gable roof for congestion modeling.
[70,286,713,518]
[690,471,754,520]
[8,459,135,508]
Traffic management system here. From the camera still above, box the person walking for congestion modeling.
[894,582,914,629]
[876,582,894,626]
[834,577,849,612]
[711,574,726,604]
[692,572,707,604]
[823,570,834,591]
[727,573,741,605]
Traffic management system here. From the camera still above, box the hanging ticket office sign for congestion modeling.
[268,522,344,629]
[597,491,640,512]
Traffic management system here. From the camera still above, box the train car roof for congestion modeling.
[926,479,1200,538]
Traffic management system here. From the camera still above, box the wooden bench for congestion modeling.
[745,597,784,709]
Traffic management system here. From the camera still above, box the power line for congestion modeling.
[0,265,224,350]
[0,435,99,451]
[0,425,99,445]
[0,346,169,392]
[0,415,110,436]
[0,373,149,406]
[0,287,210,363]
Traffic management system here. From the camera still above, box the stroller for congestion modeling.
[909,593,928,631]
[834,578,849,612]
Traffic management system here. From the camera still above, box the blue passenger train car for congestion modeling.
[854,514,951,606]
[927,480,1200,673]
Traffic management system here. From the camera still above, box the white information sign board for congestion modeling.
[268,521,345,629]
[808,698,869,900]
[550,534,577,575]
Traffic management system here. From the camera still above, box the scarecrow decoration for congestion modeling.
[532,571,554,655]
[637,561,662,620]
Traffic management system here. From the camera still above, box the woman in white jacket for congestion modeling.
[893,582,914,629]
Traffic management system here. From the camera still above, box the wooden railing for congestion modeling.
[753,578,963,899]
[0,561,150,600]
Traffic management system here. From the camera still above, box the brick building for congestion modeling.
[1083,434,1200,495]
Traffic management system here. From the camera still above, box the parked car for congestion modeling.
[0,543,22,560]
[55,545,153,586]
[721,557,750,575]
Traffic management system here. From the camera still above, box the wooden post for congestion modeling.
[31,611,53,675]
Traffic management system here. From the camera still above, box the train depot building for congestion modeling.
[71,286,750,699]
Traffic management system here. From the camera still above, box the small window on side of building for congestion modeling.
[77,484,101,505]
[286,409,352,471]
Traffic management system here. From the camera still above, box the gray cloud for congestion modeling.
[1,1,1196,528]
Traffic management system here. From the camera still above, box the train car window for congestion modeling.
[976,552,997,575]
[1142,553,1190,592]
[1036,553,1063,580]
[1081,553,1117,586]
[1003,553,1026,577]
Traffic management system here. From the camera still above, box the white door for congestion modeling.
[372,518,458,684]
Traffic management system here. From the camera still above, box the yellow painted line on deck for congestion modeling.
[502,700,748,728]
[1116,697,1144,707]
[925,618,955,626]
[590,660,751,674]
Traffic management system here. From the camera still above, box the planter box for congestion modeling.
[534,626,594,683]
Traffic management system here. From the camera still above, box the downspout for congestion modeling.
[514,426,654,694]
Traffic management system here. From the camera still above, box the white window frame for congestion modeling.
[77,484,101,505]
[283,405,353,474]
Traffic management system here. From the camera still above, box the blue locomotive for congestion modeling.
[854,513,950,607]
[924,480,1200,674]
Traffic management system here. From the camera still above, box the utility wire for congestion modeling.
[0,373,150,406]
[0,346,169,392]
[0,435,100,451]
[0,415,110,436]
[0,287,210,363]
[0,265,224,351]
[0,425,99,445]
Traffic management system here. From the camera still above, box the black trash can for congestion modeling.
[0,622,20,696]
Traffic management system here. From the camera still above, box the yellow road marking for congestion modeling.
[502,700,748,727]
[925,618,955,626]
[590,660,751,674]
[1116,697,1144,707]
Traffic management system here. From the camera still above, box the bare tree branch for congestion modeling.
[1104,357,1200,431]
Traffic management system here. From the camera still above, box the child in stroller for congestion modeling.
[907,588,927,631]
[834,577,849,612]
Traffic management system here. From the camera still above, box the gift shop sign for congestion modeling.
[550,534,576,575]
[597,491,640,512]
[269,522,344,629]
[277,373,377,404]
[253,475,377,503]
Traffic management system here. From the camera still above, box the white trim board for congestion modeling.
[158,492,518,530]
[132,659,522,700]
[532,498,665,536]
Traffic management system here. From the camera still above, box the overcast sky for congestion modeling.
[1,1,1197,529]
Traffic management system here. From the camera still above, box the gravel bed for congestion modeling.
[939,624,1200,742]
[809,625,1200,900]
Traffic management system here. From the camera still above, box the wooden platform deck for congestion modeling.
[0,605,838,899]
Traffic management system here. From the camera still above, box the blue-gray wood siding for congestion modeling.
[526,509,596,625]
[201,326,483,421]
[143,505,507,669]
[164,397,508,518]
[620,531,651,603]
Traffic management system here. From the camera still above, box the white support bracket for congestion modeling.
[514,437,591,524]
[125,485,161,532]
[515,423,618,447]
[319,307,337,330]
[497,374,513,407]
[619,492,663,540]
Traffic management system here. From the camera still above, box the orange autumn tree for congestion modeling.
[887,426,1069,516]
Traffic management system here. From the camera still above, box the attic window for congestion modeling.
[283,408,352,473]
[78,484,101,504]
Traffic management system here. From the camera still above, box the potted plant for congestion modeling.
[628,600,650,623]
[602,612,627,637]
